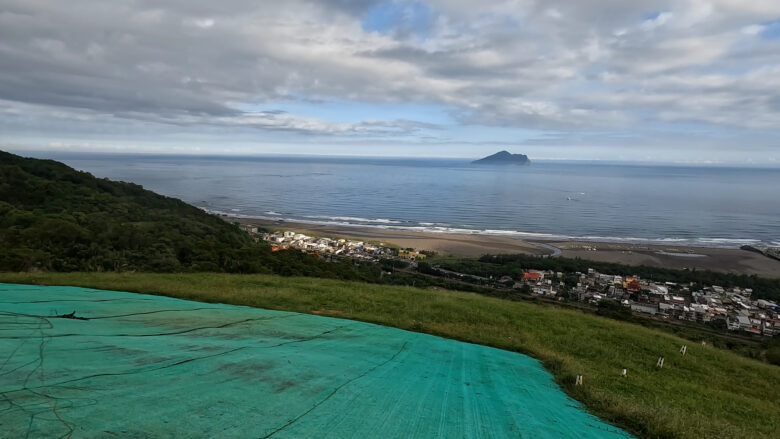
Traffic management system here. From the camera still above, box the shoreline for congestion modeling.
[209,210,777,249]
[231,216,780,278]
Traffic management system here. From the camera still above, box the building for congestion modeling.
[239,224,258,234]
[523,271,541,282]
[630,302,658,315]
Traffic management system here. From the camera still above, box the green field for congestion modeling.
[1,272,778,439]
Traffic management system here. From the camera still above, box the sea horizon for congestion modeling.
[10,149,780,170]
[14,150,780,250]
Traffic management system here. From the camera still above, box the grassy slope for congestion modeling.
[1,272,777,439]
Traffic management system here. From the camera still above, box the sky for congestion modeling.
[1,0,779,164]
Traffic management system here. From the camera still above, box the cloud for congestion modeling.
[209,111,439,136]
[0,0,779,158]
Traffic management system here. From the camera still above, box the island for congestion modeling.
[471,150,531,165]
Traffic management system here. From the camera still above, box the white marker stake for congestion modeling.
[657,356,664,368]
[680,345,687,355]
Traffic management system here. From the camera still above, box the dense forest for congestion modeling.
[0,150,376,280]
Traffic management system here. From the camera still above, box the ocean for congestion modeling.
[26,152,780,248]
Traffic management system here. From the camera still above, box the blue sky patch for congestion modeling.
[760,19,780,40]
[363,1,436,39]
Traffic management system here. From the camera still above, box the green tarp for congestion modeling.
[0,283,632,438]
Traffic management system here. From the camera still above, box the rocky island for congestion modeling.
[472,150,531,165]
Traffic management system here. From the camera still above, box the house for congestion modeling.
[650,285,669,295]
[534,285,557,296]
[239,224,258,234]
[757,299,778,310]
[630,302,658,315]
[764,319,780,336]
[523,271,541,282]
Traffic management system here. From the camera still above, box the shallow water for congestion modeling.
[0,283,632,438]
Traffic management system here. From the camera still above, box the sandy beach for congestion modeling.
[236,218,780,278]
[243,218,546,256]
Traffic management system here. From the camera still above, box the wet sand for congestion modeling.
[237,218,780,278]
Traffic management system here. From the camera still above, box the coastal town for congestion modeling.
[438,264,779,337]
[566,268,779,337]
[256,228,427,262]
[249,226,779,337]
[456,266,778,337]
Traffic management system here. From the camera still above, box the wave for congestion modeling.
[695,237,762,245]
[201,208,257,219]
[200,207,774,249]
[303,215,403,224]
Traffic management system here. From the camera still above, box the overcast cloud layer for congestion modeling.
[1,0,779,163]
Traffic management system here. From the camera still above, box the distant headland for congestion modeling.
[472,151,531,165]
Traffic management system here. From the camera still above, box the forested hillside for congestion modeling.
[0,150,369,278]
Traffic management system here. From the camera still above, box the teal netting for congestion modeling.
[0,283,632,438]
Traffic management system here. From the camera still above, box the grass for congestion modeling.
[1,272,778,439]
